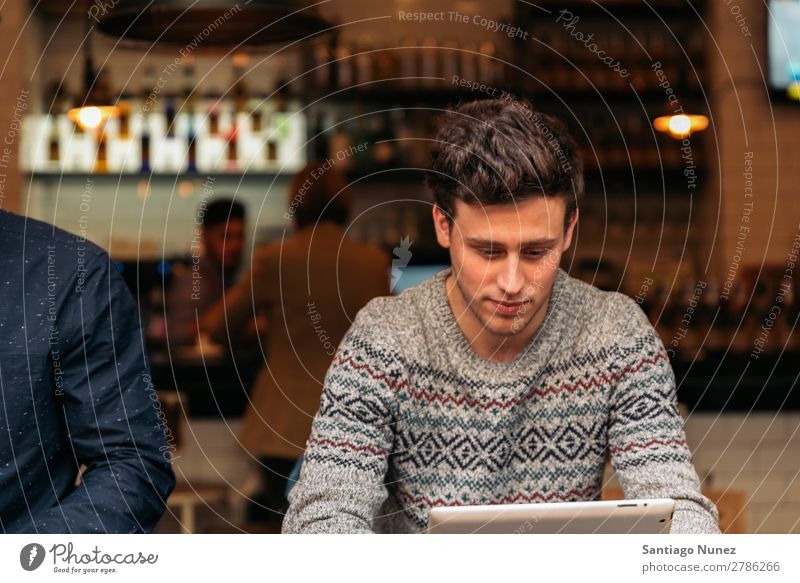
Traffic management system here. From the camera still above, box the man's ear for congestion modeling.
[432,205,452,249]
[562,207,579,251]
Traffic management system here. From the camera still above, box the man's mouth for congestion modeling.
[488,299,531,316]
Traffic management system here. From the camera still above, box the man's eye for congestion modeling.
[479,249,499,257]
[524,250,544,257]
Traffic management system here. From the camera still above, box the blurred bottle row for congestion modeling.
[634,276,800,360]
[307,36,509,92]
[518,20,704,94]
[309,104,436,172]
[21,98,307,174]
[21,100,700,177]
[572,110,705,170]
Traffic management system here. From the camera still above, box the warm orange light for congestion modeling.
[67,105,120,130]
[668,115,691,136]
[653,114,709,139]
[232,52,250,67]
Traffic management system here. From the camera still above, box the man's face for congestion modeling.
[203,218,246,271]
[433,196,577,341]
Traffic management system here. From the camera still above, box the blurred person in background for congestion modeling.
[204,163,390,525]
[166,198,247,347]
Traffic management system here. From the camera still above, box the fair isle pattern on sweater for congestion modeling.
[283,267,720,534]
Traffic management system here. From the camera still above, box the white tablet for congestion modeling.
[427,498,675,534]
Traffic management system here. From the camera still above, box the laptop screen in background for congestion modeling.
[390,265,449,294]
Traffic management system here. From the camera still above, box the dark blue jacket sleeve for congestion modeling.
[24,253,175,533]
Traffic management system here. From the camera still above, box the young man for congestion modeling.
[282,99,719,534]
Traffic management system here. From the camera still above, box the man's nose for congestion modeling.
[496,256,525,297]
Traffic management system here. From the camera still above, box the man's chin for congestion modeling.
[484,315,533,337]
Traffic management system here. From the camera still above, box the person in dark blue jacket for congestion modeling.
[0,209,175,533]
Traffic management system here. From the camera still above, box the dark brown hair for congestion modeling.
[202,198,246,229]
[426,98,584,231]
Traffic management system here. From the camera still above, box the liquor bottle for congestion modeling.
[478,41,498,86]
[94,130,108,173]
[350,105,371,169]
[328,113,354,171]
[182,63,197,173]
[354,34,374,87]
[392,107,413,167]
[440,40,459,82]
[627,115,645,167]
[251,101,263,133]
[209,102,220,137]
[181,60,196,107]
[139,66,157,173]
[48,116,60,166]
[726,281,752,356]
[750,279,774,354]
[199,96,228,172]
[784,277,800,351]
[227,124,238,172]
[141,65,157,110]
[266,135,278,165]
[117,101,130,139]
[701,277,724,353]
[374,44,396,84]
[370,110,395,168]
[335,40,353,88]
[164,96,177,139]
[420,36,439,88]
[313,40,333,90]
[39,81,65,170]
[239,60,272,171]
[187,127,197,173]
[462,40,480,82]
[649,27,667,62]
[230,66,247,172]
[232,57,248,119]
[140,133,151,172]
[608,32,627,91]
[398,36,419,89]
[310,107,331,162]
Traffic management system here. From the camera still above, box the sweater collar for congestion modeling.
[429,266,571,375]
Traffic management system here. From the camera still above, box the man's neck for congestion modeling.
[445,274,547,363]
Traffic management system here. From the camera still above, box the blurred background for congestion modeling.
[0,0,798,533]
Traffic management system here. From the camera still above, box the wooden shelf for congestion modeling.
[26,170,295,180]
[516,0,705,18]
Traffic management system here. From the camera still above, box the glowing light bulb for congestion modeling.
[668,114,692,137]
[77,107,102,130]
[653,114,708,139]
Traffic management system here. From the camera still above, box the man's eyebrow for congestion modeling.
[465,237,558,247]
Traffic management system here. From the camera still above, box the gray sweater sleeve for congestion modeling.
[608,297,720,534]
[282,307,400,534]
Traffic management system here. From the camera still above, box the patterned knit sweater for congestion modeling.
[282,267,720,534]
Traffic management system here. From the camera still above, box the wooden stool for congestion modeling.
[167,482,230,534]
